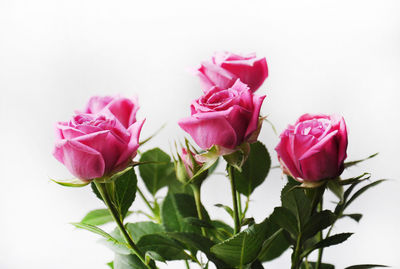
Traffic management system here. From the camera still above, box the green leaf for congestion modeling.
[51,177,89,187]
[269,207,298,238]
[302,233,353,258]
[345,180,385,210]
[314,232,353,248]
[342,213,363,222]
[71,222,129,253]
[281,177,312,229]
[184,217,214,229]
[167,175,193,194]
[161,192,206,233]
[189,146,219,183]
[258,221,290,262]
[81,209,114,226]
[137,234,190,261]
[223,143,250,172]
[344,153,378,169]
[166,232,214,252]
[210,220,234,241]
[107,261,114,269]
[114,253,148,269]
[344,265,388,269]
[301,262,335,269]
[126,222,165,242]
[91,182,103,201]
[212,220,234,235]
[249,260,265,269]
[339,173,371,186]
[139,148,174,196]
[334,175,368,215]
[327,179,344,201]
[101,222,164,255]
[166,232,229,268]
[113,167,138,219]
[214,203,234,218]
[208,157,220,175]
[72,222,115,239]
[210,219,269,267]
[174,193,210,220]
[302,210,336,241]
[234,141,271,196]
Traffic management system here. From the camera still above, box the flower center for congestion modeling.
[295,118,331,139]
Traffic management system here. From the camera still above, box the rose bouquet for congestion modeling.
[52,51,387,269]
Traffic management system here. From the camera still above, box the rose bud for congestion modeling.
[83,95,139,129]
[196,51,268,92]
[275,114,348,182]
[178,79,265,155]
[53,113,144,181]
[174,148,204,183]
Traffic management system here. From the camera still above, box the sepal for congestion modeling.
[50,177,90,187]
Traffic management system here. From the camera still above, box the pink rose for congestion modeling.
[178,79,266,152]
[53,113,144,181]
[197,51,268,92]
[275,114,348,182]
[83,95,139,128]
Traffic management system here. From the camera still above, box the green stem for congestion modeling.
[227,165,241,234]
[137,187,160,222]
[291,233,302,269]
[184,260,190,269]
[191,183,207,237]
[243,196,250,217]
[94,182,154,269]
[315,199,323,269]
[137,186,154,212]
[304,257,310,269]
[237,191,243,220]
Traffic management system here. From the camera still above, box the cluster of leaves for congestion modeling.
[269,172,386,269]
[67,144,386,269]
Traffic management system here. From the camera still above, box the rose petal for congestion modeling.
[244,94,266,139]
[179,112,238,150]
[220,57,268,92]
[275,131,302,179]
[75,130,127,174]
[53,140,105,180]
[227,105,252,144]
[105,96,139,128]
[114,119,145,170]
[298,136,339,181]
[197,61,236,91]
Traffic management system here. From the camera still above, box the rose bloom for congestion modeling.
[82,95,139,129]
[53,96,144,181]
[275,114,348,182]
[179,79,265,153]
[197,51,268,92]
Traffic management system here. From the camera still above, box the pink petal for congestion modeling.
[227,105,252,144]
[221,57,268,92]
[179,112,238,150]
[299,130,338,160]
[275,131,302,179]
[106,97,139,128]
[298,136,340,181]
[114,119,145,169]
[244,94,266,139]
[197,61,236,91]
[53,140,105,180]
[75,130,127,174]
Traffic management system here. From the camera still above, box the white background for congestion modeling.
[0,0,399,268]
